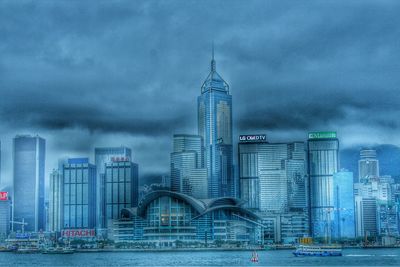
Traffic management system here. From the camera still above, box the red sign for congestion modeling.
[0,192,8,201]
[61,229,96,238]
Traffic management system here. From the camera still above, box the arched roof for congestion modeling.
[130,190,259,223]
[136,190,206,218]
[193,205,260,221]
[206,197,245,208]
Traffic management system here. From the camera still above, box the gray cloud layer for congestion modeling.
[1,0,400,186]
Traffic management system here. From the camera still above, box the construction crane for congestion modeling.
[10,218,28,233]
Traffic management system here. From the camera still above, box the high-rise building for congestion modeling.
[238,135,307,213]
[13,135,46,232]
[170,135,208,199]
[48,169,62,232]
[307,131,339,240]
[95,147,131,228]
[332,170,355,239]
[197,49,233,198]
[62,158,96,229]
[0,191,10,238]
[358,148,379,182]
[354,178,392,238]
[103,158,138,227]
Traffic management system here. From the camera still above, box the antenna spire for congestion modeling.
[211,42,216,72]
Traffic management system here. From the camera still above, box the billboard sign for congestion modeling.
[61,229,96,238]
[0,192,8,201]
[308,132,337,140]
[16,233,30,239]
[239,134,267,143]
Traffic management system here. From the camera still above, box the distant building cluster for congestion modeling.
[1,53,400,247]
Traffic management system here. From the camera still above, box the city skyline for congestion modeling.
[1,1,400,188]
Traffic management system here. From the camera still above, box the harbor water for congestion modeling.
[0,248,399,266]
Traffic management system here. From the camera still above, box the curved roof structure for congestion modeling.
[128,190,258,222]
[136,190,206,218]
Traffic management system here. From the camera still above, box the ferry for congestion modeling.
[293,245,342,257]
[41,247,75,254]
[14,246,41,254]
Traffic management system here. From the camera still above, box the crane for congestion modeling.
[10,218,28,233]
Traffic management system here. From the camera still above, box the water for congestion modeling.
[0,248,399,266]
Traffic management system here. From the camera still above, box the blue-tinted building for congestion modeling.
[62,158,96,229]
[95,147,132,228]
[13,135,46,232]
[307,132,339,240]
[0,191,11,238]
[170,134,208,199]
[332,170,355,239]
[110,190,261,244]
[103,159,138,227]
[198,50,233,198]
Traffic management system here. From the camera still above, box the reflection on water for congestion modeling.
[0,248,399,266]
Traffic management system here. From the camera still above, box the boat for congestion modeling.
[293,245,342,257]
[41,247,75,254]
[14,247,41,254]
[250,251,259,262]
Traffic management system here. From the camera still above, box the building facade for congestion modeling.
[197,51,234,198]
[62,158,96,229]
[238,136,307,213]
[358,148,379,182]
[0,191,10,238]
[103,159,139,227]
[307,131,339,240]
[109,190,261,245]
[13,135,46,232]
[170,134,208,199]
[48,170,62,232]
[332,170,355,239]
[95,147,132,228]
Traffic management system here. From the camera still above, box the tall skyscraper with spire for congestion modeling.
[198,47,234,198]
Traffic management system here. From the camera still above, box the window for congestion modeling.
[76,168,82,183]
[83,169,88,183]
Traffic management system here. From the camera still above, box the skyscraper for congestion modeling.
[103,158,138,227]
[358,148,379,182]
[198,49,233,198]
[170,134,208,198]
[0,191,10,237]
[238,136,307,213]
[332,170,355,239]
[307,131,339,240]
[48,169,62,232]
[95,147,132,228]
[62,158,96,229]
[13,135,46,232]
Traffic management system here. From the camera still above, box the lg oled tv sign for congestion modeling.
[239,134,267,143]
[0,192,8,201]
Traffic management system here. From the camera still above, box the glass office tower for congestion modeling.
[62,158,96,229]
[104,159,138,227]
[170,134,208,198]
[358,148,379,182]
[95,147,131,228]
[307,132,339,240]
[13,135,46,232]
[332,170,355,239]
[49,169,62,232]
[198,50,233,198]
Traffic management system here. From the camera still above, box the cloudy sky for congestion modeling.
[1,0,400,187]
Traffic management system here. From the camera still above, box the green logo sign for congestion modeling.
[308,131,337,139]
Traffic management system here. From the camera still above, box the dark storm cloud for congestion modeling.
[1,0,400,183]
